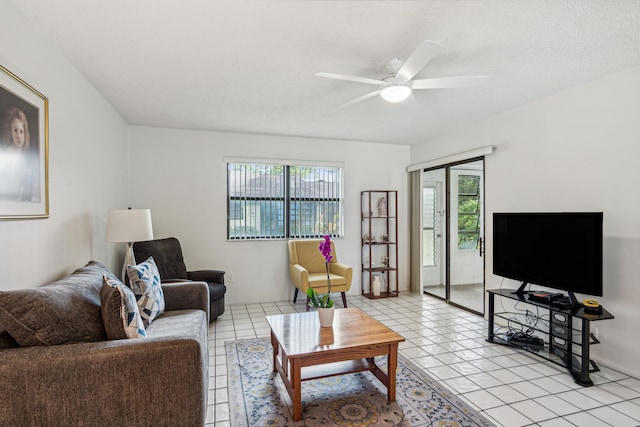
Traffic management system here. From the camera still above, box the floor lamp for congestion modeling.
[106,208,154,282]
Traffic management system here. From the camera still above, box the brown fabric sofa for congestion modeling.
[0,261,209,426]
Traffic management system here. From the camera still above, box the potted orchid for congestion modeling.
[306,235,335,327]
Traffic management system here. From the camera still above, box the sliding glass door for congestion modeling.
[421,158,485,315]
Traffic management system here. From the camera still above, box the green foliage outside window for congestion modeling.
[457,175,480,250]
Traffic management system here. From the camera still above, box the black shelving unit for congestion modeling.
[487,288,614,386]
[361,190,398,299]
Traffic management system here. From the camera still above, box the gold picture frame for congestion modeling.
[0,65,49,219]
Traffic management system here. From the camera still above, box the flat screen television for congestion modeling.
[493,212,603,306]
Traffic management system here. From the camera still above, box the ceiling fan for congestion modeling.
[316,40,489,108]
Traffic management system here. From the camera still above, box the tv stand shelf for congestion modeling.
[486,288,614,386]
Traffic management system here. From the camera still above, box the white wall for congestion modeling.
[411,65,640,377]
[0,1,129,289]
[129,126,410,304]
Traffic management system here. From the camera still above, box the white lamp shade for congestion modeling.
[380,83,412,103]
[106,209,154,243]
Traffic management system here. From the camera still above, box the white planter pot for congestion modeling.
[318,307,335,328]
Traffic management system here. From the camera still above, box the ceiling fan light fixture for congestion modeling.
[380,83,412,103]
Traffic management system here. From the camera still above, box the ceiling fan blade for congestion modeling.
[396,40,442,81]
[333,90,380,110]
[316,72,384,86]
[412,75,490,89]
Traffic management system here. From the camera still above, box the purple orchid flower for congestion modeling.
[307,234,334,307]
[318,235,333,263]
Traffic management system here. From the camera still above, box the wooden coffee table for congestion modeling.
[265,307,405,421]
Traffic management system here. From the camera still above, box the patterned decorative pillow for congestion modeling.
[127,256,165,327]
[100,275,147,340]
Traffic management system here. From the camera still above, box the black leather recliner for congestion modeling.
[133,237,226,322]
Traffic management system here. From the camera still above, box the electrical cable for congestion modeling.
[494,279,551,344]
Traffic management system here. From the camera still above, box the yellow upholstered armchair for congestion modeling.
[288,239,353,310]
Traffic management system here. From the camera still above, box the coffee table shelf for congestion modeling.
[301,358,376,381]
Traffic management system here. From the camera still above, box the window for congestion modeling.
[422,186,436,266]
[457,175,481,250]
[227,162,343,240]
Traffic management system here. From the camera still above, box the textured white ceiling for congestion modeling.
[10,0,640,145]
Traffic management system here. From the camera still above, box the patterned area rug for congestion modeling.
[227,338,495,427]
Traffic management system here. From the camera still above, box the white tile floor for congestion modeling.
[206,293,640,427]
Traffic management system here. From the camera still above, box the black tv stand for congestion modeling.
[487,288,614,386]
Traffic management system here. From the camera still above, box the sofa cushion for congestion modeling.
[127,257,165,327]
[145,309,207,340]
[0,261,110,346]
[101,275,147,339]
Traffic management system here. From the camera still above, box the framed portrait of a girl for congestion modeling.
[0,65,49,219]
